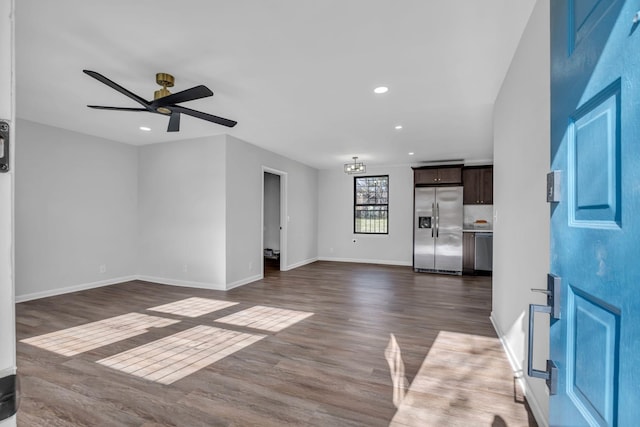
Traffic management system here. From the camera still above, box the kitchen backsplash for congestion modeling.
[463,205,493,228]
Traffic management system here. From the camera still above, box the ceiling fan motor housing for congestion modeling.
[155,72,174,88]
[154,72,174,113]
[154,72,174,103]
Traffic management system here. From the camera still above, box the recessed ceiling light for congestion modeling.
[374,86,389,94]
[139,126,151,132]
[408,152,415,156]
[395,125,403,130]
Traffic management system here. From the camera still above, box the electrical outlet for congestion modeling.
[99,264,106,274]
[249,261,253,271]
[329,247,334,253]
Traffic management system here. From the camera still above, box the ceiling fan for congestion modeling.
[83,70,237,132]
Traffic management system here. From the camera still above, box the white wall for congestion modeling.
[137,135,227,289]
[0,0,16,424]
[14,128,317,295]
[15,120,138,301]
[263,172,280,251]
[318,165,413,265]
[225,135,318,286]
[492,0,550,425]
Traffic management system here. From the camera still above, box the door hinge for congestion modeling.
[0,121,9,173]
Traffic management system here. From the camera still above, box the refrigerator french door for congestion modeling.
[414,186,463,274]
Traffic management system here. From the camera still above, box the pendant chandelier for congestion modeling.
[344,156,366,174]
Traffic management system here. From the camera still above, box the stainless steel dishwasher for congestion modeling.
[474,233,493,271]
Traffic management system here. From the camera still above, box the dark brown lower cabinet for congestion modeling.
[463,232,475,273]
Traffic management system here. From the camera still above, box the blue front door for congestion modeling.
[550,0,640,425]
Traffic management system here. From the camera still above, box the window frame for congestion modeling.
[353,175,389,235]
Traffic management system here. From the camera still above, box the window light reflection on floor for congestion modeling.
[147,297,238,318]
[97,325,265,384]
[20,313,180,356]
[214,305,313,332]
[385,333,409,408]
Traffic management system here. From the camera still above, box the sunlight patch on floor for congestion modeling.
[214,305,313,332]
[97,325,265,384]
[147,297,238,318]
[20,313,179,356]
[389,331,526,427]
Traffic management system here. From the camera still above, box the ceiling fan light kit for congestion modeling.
[83,69,237,132]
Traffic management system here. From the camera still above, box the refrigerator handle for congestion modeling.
[431,203,435,237]
[436,203,440,238]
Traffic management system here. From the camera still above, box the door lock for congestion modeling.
[530,274,561,319]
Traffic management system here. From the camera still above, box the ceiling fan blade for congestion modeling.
[87,105,148,111]
[167,111,181,132]
[171,105,237,128]
[152,85,213,108]
[83,70,150,108]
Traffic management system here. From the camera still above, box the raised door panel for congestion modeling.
[463,167,493,204]
[462,232,475,272]
[437,167,462,184]
[462,168,480,204]
[480,167,493,204]
[414,169,439,185]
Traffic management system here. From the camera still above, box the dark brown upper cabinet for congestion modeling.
[413,165,462,186]
[462,166,493,205]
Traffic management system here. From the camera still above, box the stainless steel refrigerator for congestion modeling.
[414,186,463,274]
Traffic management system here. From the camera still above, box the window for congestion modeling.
[354,175,389,234]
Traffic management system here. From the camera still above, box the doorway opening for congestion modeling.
[262,168,287,276]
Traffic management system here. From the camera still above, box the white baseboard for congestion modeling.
[17,274,233,303]
[226,274,263,290]
[14,257,408,303]
[136,275,225,291]
[318,256,412,267]
[281,256,318,271]
[490,313,548,427]
[15,275,138,303]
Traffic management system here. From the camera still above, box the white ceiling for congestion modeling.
[15,0,536,170]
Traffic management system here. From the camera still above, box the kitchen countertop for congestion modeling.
[463,227,493,233]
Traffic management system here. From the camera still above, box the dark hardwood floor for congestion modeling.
[16,262,537,426]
